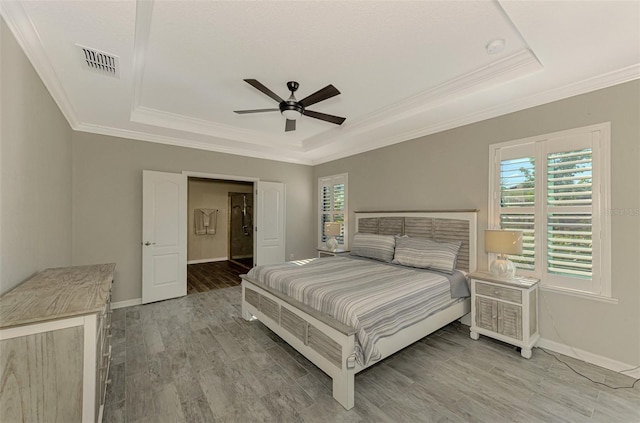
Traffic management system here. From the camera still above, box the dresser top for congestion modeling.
[0,263,115,329]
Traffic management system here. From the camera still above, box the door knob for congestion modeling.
[143,241,156,246]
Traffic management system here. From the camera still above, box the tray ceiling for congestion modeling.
[2,0,638,165]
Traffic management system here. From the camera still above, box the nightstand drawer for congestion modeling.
[476,281,522,304]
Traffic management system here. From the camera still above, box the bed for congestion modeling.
[240,211,477,410]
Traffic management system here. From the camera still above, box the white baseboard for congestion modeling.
[111,298,142,309]
[187,257,228,265]
[537,337,640,379]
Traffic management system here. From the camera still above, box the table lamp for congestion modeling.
[324,222,341,251]
[485,229,523,279]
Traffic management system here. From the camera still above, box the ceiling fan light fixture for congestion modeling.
[280,100,303,120]
[282,109,302,120]
[236,79,345,131]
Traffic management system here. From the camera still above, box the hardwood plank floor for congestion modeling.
[104,286,640,423]
[186,261,246,294]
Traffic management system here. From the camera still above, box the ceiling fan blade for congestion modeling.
[298,85,340,108]
[285,119,296,132]
[303,110,346,125]
[234,108,279,114]
[244,79,284,103]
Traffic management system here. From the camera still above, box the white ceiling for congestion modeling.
[2,0,639,165]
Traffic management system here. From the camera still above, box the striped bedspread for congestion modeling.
[246,256,463,365]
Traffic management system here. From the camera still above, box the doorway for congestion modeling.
[142,170,285,303]
[186,178,253,294]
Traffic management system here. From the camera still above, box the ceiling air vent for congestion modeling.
[78,45,119,78]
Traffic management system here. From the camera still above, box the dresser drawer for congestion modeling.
[475,281,522,304]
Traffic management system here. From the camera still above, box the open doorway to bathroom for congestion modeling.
[186,178,254,294]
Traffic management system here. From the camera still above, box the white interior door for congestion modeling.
[142,170,187,303]
[256,181,285,265]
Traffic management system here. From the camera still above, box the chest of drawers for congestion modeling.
[0,264,115,422]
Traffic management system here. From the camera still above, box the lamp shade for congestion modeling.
[324,222,342,236]
[485,230,523,255]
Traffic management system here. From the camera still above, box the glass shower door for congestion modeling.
[229,192,254,269]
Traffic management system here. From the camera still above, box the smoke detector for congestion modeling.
[78,45,119,78]
[486,39,506,55]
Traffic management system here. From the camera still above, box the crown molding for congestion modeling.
[73,122,313,165]
[1,1,80,128]
[311,65,640,165]
[303,48,543,151]
[541,63,640,101]
[131,106,303,149]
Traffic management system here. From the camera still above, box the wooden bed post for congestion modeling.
[332,334,356,410]
[332,370,355,410]
[241,285,253,321]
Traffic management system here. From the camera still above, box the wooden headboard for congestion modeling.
[354,211,478,272]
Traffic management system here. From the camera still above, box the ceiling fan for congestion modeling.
[234,79,346,132]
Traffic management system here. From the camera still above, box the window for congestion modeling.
[489,123,611,297]
[318,173,348,249]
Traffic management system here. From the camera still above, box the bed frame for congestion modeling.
[241,211,477,410]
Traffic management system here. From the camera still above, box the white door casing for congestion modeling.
[142,170,187,303]
[256,181,286,266]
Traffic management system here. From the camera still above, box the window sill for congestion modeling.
[539,285,619,304]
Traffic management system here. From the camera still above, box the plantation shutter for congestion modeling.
[318,174,348,247]
[496,143,536,271]
[543,131,601,293]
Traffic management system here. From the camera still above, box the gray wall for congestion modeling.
[71,132,316,303]
[0,19,73,294]
[315,81,640,366]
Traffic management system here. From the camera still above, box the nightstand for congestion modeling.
[469,271,540,359]
[317,248,350,258]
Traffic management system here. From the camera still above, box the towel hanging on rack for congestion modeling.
[194,209,218,235]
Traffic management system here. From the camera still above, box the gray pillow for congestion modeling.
[350,233,396,263]
[392,237,462,274]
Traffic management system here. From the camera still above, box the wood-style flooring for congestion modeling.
[186,261,246,294]
[104,286,640,423]
[229,257,253,269]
